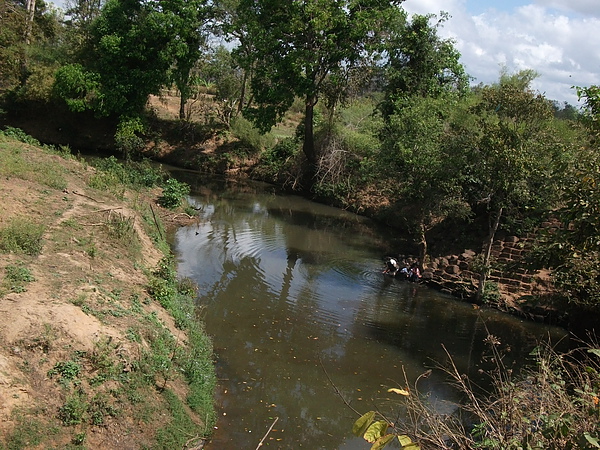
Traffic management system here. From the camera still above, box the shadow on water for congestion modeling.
[168,172,569,450]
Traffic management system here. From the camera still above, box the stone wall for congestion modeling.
[422,232,552,310]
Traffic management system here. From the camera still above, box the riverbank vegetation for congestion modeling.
[1,0,599,447]
[0,130,215,448]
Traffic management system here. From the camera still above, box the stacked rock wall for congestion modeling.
[422,234,539,303]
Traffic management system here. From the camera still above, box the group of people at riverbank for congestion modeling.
[383,256,421,282]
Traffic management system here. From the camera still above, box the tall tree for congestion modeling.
[376,12,470,263]
[234,0,405,176]
[533,86,600,308]
[57,0,202,118]
[379,95,470,264]
[456,72,561,302]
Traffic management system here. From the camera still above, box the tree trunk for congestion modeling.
[20,0,36,85]
[238,68,249,114]
[24,0,36,45]
[179,94,186,120]
[179,95,186,120]
[417,220,427,267]
[303,96,318,169]
[476,206,503,303]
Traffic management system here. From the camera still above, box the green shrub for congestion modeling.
[256,137,299,181]
[1,126,41,146]
[157,178,190,209]
[53,63,101,113]
[58,392,87,426]
[48,360,81,383]
[89,156,166,193]
[231,116,275,154]
[115,116,146,159]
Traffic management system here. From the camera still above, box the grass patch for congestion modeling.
[104,211,142,258]
[153,389,199,450]
[1,414,47,449]
[87,156,166,198]
[1,264,35,295]
[0,130,68,190]
[0,217,45,255]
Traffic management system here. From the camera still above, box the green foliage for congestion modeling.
[164,0,210,120]
[230,115,275,154]
[157,178,190,209]
[0,0,63,93]
[481,281,501,305]
[74,0,212,121]
[527,86,600,308]
[255,137,300,181]
[0,218,45,256]
[154,389,200,449]
[577,85,600,133]
[58,391,88,426]
[235,0,403,163]
[145,257,216,425]
[88,156,166,195]
[375,93,471,259]
[1,127,41,146]
[48,360,82,384]
[53,64,102,113]
[88,394,119,425]
[381,13,468,118]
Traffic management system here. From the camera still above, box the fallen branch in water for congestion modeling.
[256,416,279,449]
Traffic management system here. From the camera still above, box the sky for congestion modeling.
[402,0,600,105]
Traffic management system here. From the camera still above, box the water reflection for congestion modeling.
[170,174,568,449]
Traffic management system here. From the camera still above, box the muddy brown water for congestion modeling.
[169,174,568,450]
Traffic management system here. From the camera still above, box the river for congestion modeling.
[169,173,568,449]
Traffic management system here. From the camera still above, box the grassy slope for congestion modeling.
[0,135,215,449]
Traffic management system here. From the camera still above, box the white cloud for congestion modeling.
[402,0,600,104]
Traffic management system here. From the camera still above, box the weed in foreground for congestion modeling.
[58,391,88,426]
[157,178,190,209]
[352,336,600,450]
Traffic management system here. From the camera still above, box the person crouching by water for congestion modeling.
[409,263,421,282]
[398,265,409,280]
[383,257,400,276]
